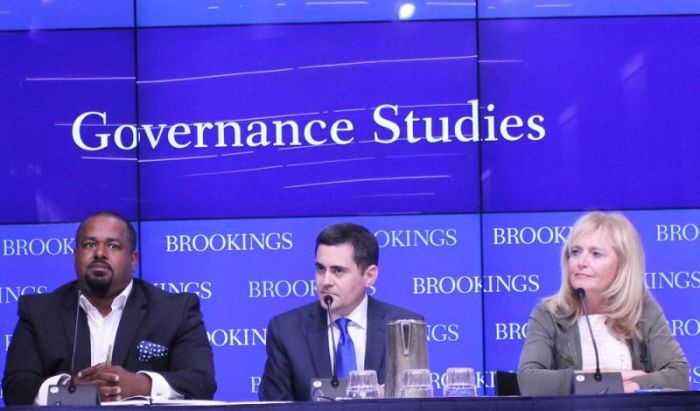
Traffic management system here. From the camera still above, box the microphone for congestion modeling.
[68,290,82,393]
[47,288,99,405]
[575,288,602,382]
[324,295,339,388]
[310,295,349,401]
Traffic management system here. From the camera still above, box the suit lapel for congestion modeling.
[364,297,387,379]
[111,281,147,367]
[306,304,332,377]
[75,310,92,370]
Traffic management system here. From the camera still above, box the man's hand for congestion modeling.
[74,363,152,402]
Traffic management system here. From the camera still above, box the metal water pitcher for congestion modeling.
[385,319,429,398]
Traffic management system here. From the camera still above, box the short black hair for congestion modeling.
[75,211,137,252]
[315,223,378,272]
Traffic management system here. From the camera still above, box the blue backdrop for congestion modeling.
[1,0,699,401]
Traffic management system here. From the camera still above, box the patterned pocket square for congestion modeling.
[137,340,168,362]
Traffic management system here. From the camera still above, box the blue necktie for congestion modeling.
[335,318,357,379]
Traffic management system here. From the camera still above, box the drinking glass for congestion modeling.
[443,367,477,397]
[399,368,434,398]
[346,370,380,399]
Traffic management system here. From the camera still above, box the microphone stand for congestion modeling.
[46,289,99,405]
[576,288,602,381]
[324,295,339,388]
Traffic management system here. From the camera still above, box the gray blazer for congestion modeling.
[518,293,688,395]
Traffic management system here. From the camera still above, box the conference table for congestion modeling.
[24,391,700,410]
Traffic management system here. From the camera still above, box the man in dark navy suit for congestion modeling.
[2,211,216,405]
[259,223,423,401]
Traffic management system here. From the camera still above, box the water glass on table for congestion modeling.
[346,370,380,399]
[399,368,434,398]
[443,367,477,397]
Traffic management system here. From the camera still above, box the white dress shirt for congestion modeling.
[82,281,131,367]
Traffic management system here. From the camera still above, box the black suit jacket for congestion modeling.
[259,296,423,401]
[2,279,216,405]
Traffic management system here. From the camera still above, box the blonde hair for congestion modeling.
[545,211,647,340]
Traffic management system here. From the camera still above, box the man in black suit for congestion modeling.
[2,211,216,405]
[259,223,423,401]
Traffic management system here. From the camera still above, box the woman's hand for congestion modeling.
[576,369,648,393]
[621,369,647,393]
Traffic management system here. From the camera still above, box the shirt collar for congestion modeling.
[331,293,368,330]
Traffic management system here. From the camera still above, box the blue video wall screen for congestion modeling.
[2,2,700,402]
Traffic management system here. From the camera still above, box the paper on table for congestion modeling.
[101,396,289,406]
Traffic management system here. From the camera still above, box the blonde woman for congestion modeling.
[518,212,688,395]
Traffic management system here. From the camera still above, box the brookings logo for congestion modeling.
[413,274,540,294]
[3,237,75,256]
[0,285,49,304]
[248,279,377,298]
[207,328,267,347]
[656,224,700,242]
[166,232,293,252]
[152,281,213,299]
[374,228,458,248]
[492,226,571,245]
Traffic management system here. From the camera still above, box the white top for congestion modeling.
[578,314,632,371]
[326,293,369,374]
[81,281,132,366]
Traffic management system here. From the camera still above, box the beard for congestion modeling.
[84,269,113,298]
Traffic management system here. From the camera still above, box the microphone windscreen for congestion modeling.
[324,295,333,307]
[575,288,586,299]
